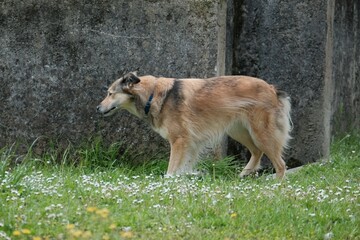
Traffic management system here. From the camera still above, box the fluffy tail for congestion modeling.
[276,90,293,148]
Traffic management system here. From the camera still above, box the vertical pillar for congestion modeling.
[213,0,228,159]
[323,0,335,159]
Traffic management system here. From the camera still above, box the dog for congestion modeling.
[97,72,292,179]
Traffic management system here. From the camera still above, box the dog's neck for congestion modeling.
[144,93,154,115]
[144,79,157,115]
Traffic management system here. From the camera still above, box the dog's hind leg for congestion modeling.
[261,147,286,179]
[249,129,287,179]
[166,138,199,176]
[227,126,263,177]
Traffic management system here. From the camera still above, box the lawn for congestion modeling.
[0,134,359,240]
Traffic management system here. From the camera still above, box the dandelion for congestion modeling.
[109,223,117,230]
[66,224,76,230]
[33,237,42,240]
[86,206,98,213]
[21,229,31,235]
[102,234,110,240]
[120,231,134,238]
[230,212,237,219]
[70,230,83,238]
[96,208,110,218]
[12,230,21,237]
[82,231,92,238]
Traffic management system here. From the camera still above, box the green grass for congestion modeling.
[0,134,359,240]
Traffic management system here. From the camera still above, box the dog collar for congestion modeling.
[144,93,154,115]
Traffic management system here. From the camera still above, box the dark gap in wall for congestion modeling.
[231,0,244,75]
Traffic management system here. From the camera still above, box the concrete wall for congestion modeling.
[332,0,360,134]
[0,0,222,158]
[230,0,329,165]
[227,0,359,166]
[0,0,358,166]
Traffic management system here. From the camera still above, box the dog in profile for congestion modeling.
[97,72,292,179]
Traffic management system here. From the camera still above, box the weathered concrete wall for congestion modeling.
[229,0,359,166]
[230,0,330,165]
[0,0,222,158]
[332,0,360,134]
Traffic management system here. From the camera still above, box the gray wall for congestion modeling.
[230,0,329,165]
[332,0,360,134]
[229,0,359,165]
[0,0,358,166]
[0,0,222,158]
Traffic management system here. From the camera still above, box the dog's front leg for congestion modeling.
[166,138,198,176]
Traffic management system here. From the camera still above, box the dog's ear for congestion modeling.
[121,72,140,91]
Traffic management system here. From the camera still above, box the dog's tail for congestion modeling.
[276,90,293,149]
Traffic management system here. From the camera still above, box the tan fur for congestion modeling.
[97,72,292,179]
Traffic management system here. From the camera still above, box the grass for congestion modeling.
[0,134,359,240]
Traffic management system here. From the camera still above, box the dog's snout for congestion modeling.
[96,105,101,112]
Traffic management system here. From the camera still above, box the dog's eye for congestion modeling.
[108,92,113,96]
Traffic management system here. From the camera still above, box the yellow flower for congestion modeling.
[120,231,134,239]
[86,206,98,213]
[102,234,110,240]
[230,212,237,219]
[71,230,83,238]
[13,230,22,236]
[109,223,117,230]
[66,224,76,230]
[96,208,110,218]
[82,231,92,238]
[21,228,31,234]
[33,237,42,240]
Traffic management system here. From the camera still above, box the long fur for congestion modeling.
[97,72,292,179]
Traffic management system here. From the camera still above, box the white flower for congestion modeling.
[122,226,132,232]
[324,232,334,240]
[225,193,232,199]
[0,231,11,240]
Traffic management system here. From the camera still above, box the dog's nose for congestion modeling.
[96,105,101,112]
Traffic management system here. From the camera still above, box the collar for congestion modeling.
[144,93,154,115]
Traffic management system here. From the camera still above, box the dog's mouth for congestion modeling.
[103,107,117,116]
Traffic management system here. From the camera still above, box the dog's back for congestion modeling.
[162,76,290,143]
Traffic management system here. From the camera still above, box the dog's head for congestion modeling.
[97,72,141,117]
